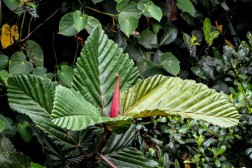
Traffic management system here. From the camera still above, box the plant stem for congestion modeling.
[83,5,116,17]
[98,153,117,168]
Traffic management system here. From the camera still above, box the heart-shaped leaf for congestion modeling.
[26,40,44,67]
[58,12,78,36]
[9,52,33,75]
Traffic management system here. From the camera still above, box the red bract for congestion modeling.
[110,75,120,118]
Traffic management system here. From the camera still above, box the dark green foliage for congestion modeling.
[1,0,252,167]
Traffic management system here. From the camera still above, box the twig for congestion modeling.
[98,153,117,168]
[20,4,62,43]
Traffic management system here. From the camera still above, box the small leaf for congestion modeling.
[57,65,74,87]
[118,14,138,37]
[138,30,158,49]
[0,120,5,133]
[137,0,162,21]
[159,26,178,46]
[18,121,33,142]
[92,0,103,4]
[1,24,19,49]
[9,52,33,75]
[0,55,9,69]
[176,0,196,17]
[160,52,180,76]
[191,67,208,80]
[2,0,24,15]
[58,12,78,36]
[73,10,88,32]
[26,40,44,67]
[203,18,211,44]
[85,16,101,34]
[30,162,45,168]
[0,70,10,86]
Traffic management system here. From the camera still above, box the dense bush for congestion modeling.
[0,0,251,167]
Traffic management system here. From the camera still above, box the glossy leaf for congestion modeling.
[160,52,180,76]
[57,65,74,87]
[118,14,138,37]
[117,0,141,37]
[9,52,33,75]
[159,26,178,46]
[176,0,196,17]
[0,55,9,69]
[137,0,162,21]
[121,75,240,128]
[26,40,44,67]
[72,26,139,117]
[73,10,88,32]
[0,70,10,86]
[58,12,78,36]
[85,16,101,34]
[203,17,211,44]
[18,121,33,142]
[2,0,24,15]
[138,30,158,49]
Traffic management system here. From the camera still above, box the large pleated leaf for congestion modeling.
[121,75,240,128]
[51,85,131,130]
[7,75,74,145]
[102,147,149,168]
[102,124,136,154]
[72,26,139,117]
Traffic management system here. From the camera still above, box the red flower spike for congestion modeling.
[110,75,120,118]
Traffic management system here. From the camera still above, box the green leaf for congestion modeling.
[191,67,208,80]
[203,17,211,44]
[32,67,46,76]
[102,147,148,167]
[58,12,78,36]
[0,70,10,86]
[7,75,74,144]
[138,30,158,49]
[121,75,240,128]
[0,152,31,168]
[160,52,180,76]
[86,16,101,34]
[26,40,44,67]
[0,136,15,152]
[176,0,197,17]
[0,121,5,133]
[2,0,24,15]
[118,14,138,37]
[73,10,88,32]
[57,65,74,87]
[137,0,162,21]
[72,26,139,117]
[18,121,33,142]
[116,0,141,16]
[102,124,136,154]
[92,0,103,4]
[117,0,141,37]
[9,52,33,75]
[51,86,130,130]
[30,162,45,168]
[209,30,220,46]
[159,26,178,46]
[0,55,9,69]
